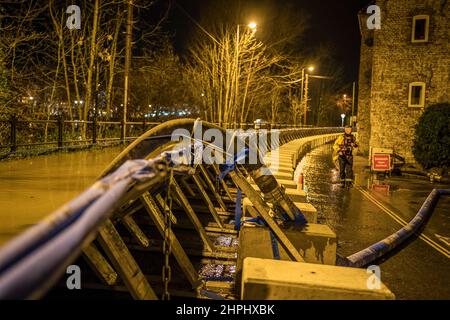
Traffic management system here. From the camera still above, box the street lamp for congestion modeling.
[234,21,257,128]
[341,113,346,127]
[248,22,257,31]
[300,66,315,125]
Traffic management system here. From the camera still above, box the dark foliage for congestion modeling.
[413,103,450,168]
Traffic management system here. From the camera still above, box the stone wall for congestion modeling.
[358,0,449,162]
[357,9,375,155]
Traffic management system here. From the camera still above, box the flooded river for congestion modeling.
[0,147,123,246]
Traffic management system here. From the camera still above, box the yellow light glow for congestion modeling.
[248,22,257,30]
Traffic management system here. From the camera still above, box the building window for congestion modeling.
[408,82,426,107]
[412,15,430,43]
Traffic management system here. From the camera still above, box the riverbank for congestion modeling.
[0,140,127,162]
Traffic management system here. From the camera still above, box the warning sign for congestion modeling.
[372,154,391,171]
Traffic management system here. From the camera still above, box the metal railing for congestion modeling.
[0,117,161,153]
[0,117,318,155]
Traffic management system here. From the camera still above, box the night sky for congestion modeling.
[164,0,371,84]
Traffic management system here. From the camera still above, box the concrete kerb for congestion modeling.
[241,257,396,300]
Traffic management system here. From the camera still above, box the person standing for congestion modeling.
[333,126,358,187]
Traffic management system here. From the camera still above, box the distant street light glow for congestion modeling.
[308,66,315,72]
[248,22,257,31]
[341,113,346,127]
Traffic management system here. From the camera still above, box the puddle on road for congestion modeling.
[294,144,347,228]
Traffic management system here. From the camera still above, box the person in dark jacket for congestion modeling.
[333,126,358,187]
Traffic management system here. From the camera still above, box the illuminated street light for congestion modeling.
[232,21,257,128]
[248,22,257,31]
[300,65,315,125]
[341,113,346,127]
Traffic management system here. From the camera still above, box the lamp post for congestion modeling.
[122,0,133,142]
[300,66,314,126]
[234,22,257,128]
[351,81,356,127]
[341,113,346,127]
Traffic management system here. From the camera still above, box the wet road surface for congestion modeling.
[0,147,123,246]
[298,144,450,299]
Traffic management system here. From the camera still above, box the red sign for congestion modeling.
[372,184,390,193]
[372,154,391,171]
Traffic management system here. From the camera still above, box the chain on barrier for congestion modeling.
[162,167,174,300]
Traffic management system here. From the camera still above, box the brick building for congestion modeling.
[357,0,449,163]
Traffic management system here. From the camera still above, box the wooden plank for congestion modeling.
[192,174,225,228]
[228,170,305,262]
[205,226,238,235]
[129,243,237,260]
[155,194,178,225]
[122,215,151,248]
[212,164,235,201]
[199,165,227,211]
[171,179,214,252]
[82,243,118,286]
[97,219,158,300]
[141,193,201,288]
[180,178,196,197]
[187,204,234,217]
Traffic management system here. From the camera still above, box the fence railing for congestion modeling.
[0,118,161,153]
[0,117,316,154]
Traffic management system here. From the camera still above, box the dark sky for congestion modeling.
[164,0,371,84]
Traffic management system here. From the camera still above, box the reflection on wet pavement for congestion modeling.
[297,143,450,299]
[0,147,123,246]
[296,144,347,229]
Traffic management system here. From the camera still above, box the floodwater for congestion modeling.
[0,147,123,246]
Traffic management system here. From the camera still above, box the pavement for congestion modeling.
[298,143,450,300]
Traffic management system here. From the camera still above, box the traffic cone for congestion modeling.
[297,172,303,191]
